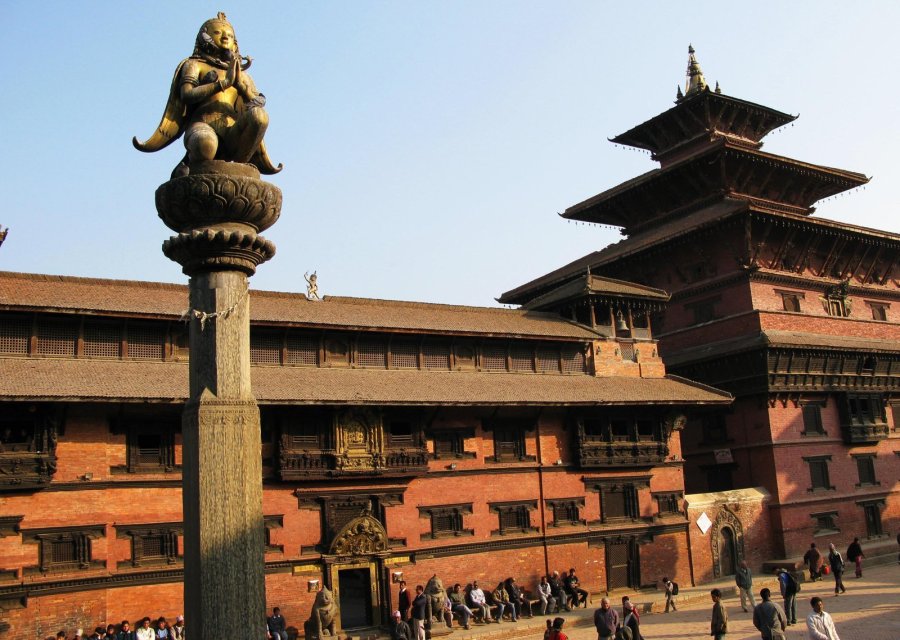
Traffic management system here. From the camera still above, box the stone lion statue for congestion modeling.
[424,574,447,624]
[304,585,338,640]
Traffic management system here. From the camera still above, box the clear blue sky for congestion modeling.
[2,1,897,306]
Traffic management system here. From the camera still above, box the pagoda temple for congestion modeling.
[500,47,900,564]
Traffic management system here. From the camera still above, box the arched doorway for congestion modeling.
[710,506,745,578]
[718,526,737,576]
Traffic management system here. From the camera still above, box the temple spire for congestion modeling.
[683,44,708,99]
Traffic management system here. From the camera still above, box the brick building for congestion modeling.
[0,270,729,638]
[499,49,900,567]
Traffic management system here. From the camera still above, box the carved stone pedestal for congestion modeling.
[156,160,281,638]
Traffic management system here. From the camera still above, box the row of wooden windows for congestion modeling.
[812,502,884,538]
[250,331,587,374]
[0,316,167,360]
[768,352,895,376]
[805,455,880,491]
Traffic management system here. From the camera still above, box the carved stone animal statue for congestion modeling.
[304,585,339,640]
[424,574,447,623]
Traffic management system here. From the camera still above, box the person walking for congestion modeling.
[622,600,640,640]
[735,560,756,612]
[846,538,863,578]
[593,597,619,640]
[662,577,677,612]
[806,597,840,640]
[752,588,787,640]
[803,543,822,581]
[777,568,799,625]
[710,588,728,640]
[827,544,846,595]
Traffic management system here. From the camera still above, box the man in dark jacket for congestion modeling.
[752,588,786,640]
[398,581,411,621]
[846,537,864,578]
[803,543,822,581]
[828,544,846,595]
[267,607,287,640]
[548,571,568,611]
[389,611,412,640]
[776,569,798,625]
[116,622,136,640]
[411,585,428,640]
[564,568,588,609]
[593,597,619,639]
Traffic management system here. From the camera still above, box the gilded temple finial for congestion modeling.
[682,44,708,99]
[133,12,282,178]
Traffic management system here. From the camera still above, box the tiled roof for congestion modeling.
[0,271,597,340]
[0,357,731,406]
[523,274,669,310]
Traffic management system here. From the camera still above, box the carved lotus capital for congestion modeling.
[156,161,282,234]
[163,227,276,276]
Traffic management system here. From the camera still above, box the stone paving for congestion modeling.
[429,563,900,640]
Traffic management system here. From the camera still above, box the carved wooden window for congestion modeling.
[855,455,877,486]
[490,501,537,535]
[264,515,284,553]
[561,346,586,373]
[509,344,533,372]
[636,419,655,441]
[127,324,165,360]
[122,423,177,473]
[357,336,387,368]
[482,343,507,371]
[601,488,628,520]
[610,419,631,442]
[811,511,838,534]
[801,403,825,435]
[0,420,36,452]
[119,524,182,567]
[846,394,886,425]
[35,319,76,357]
[83,322,121,358]
[826,298,847,317]
[430,429,474,459]
[418,504,473,540]
[423,342,451,370]
[453,342,476,369]
[805,456,833,491]
[861,501,884,537]
[582,418,604,440]
[391,339,419,369]
[546,498,583,527]
[654,492,681,516]
[0,316,31,355]
[387,419,414,447]
[324,336,350,366]
[286,334,319,366]
[536,345,559,373]
[490,422,534,462]
[25,526,104,574]
[250,330,282,365]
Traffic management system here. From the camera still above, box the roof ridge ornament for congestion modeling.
[679,44,709,101]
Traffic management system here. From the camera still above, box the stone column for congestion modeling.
[156,160,281,638]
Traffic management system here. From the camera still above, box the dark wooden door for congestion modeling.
[718,527,736,576]
[606,542,630,590]
[339,568,372,629]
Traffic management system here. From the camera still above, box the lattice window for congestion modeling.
[619,342,636,362]
[83,322,121,358]
[422,342,451,370]
[391,340,419,369]
[655,492,681,515]
[250,331,281,365]
[357,336,387,368]
[31,529,100,572]
[482,343,507,371]
[0,317,30,354]
[561,346,585,373]
[286,334,319,366]
[493,427,527,461]
[812,512,838,534]
[419,504,472,540]
[604,489,627,519]
[124,424,176,473]
[119,525,181,567]
[127,324,165,360]
[550,500,581,526]
[490,502,536,535]
[509,344,533,372]
[535,346,559,372]
[35,320,76,357]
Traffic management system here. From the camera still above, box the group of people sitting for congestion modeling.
[51,616,185,640]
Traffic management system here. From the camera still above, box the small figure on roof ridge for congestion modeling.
[305,271,321,300]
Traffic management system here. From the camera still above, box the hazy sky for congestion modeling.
[2,1,897,306]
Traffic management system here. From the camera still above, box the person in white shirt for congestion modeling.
[135,619,155,640]
[468,581,494,623]
[806,597,840,640]
[538,576,556,615]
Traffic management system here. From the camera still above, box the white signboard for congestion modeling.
[714,449,734,464]
[697,511,712,535]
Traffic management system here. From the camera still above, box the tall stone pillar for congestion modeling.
[156,160,281,638]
